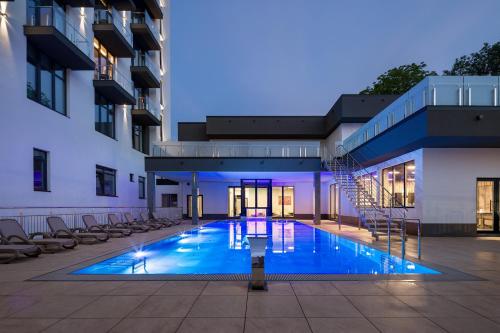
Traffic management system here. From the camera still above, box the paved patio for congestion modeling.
[1,220,500,332]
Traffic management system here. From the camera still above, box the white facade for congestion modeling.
[0,1,170,216]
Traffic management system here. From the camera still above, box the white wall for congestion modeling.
[322,123,364,156]
[0,2,168,216]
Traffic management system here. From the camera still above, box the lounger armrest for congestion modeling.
[53,230,74,238]
[0,236,9,245]
[7,235,31,244]
[88,225,105,232]
[29,232,51,240]
[70,228,87,233]
[114,222,130,228]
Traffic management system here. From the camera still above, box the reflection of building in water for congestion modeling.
[247,220,267,236]
[228,222,243,249]
[272,221,295,253]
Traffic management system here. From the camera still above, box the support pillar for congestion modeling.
[314,171,321,225]
[191,171,199,225]
[147,172,156,215]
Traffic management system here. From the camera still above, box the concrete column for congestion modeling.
[191,171,199,225]
[147,172,156,215]
[314,171,321,225]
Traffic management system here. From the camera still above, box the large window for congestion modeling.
[382,160,415,208]
[132,124,147,153]
[27,44,66,115]
[162,194,178,207]
[356,172,377,207]
[138,176,145,199]
[93,39,115,80]
[33,149,49,192]
[272,186,295,218]
[96,165,116,196]
[95,94,115,138]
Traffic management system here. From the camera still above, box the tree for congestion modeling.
[360,62,437,95]
[444,42,500,75]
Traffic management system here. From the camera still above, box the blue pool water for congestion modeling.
[73,220,440,275]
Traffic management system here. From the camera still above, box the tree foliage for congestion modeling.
[444,42,500,75]
[360,62,437,95]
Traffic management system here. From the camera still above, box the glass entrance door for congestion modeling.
[187,195,203,218]
[228,187,242,217]
[272,186,295,218]
[241,179,271,217]
[476,179,499,232]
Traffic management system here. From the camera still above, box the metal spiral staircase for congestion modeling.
[324,145,419,259]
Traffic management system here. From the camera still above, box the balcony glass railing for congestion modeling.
[134,96,161,120]
[152,142,322,158]
[94,64,134,96]
[26,3,92,59]
[131,11,160,42]
[343,76,500,153]
[94,9,132,46]
[131,51,160,81]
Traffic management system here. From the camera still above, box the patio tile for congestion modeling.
[19,281,124,296]
[397,296,481,318]
[249,282,294,295]
[129,295,197,318]
[202,281,248,295]
[0,318,57,333]
[107,281,166,296]
[431,317,500,333]
[0,282,41,296]
[375,281,434,295]
[445,295,500,318]
[298,296,362,317]
[245,317,311,333]
[10,296,96,318]
[347,296,421,318]
[110,318,182,333]
[154,281,207,295]
[369,318,445,333]
[246,295,303,318]
[70,296,147,318]
[416,282,483,295]
[43,318,121,333]
[333,281,388,295]
[307,318,378,333]
[291,282,340,296]
[0,296,40,318]
[188,296,246,318]
[178,318,244,333]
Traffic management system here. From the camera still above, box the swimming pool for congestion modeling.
[73,220,439,275]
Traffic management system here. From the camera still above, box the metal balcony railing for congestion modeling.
[132,51,160,81]
[94,9,133,46]
[152,142,322,158]
[131,11,160,42]
[135,95,161,120]
[94,64,134,96]
[26,3,92,59]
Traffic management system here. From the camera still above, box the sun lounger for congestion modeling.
[120,213,151,232]
[47,216,109,244]
[152,212,182,226]
[0,219,77,252]
[138,212,167,229]
[109,213,149,233]
[0,236,42,264]
[82,215,132,237]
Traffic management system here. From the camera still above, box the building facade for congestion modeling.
[0,0,170,217]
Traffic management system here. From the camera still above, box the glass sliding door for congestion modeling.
[476,179,498,232]
[241,179,271,217]
[228,186,242,217]
[187,195,203,218]
[272,186,295,218]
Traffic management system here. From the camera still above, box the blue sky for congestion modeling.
[170,0,500,138]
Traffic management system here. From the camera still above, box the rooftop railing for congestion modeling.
[343,76,500,153]
[132,11,160,42]
[152,142,322,158]
[26,3,92,59]
[94,9,133,46]
[94,64,134,96]
[135,95,161,120]
[132,51,160,81]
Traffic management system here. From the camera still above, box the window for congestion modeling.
[33,149,49,191]
[27,44,66,115]
[162,194,178,207]
[138,176,145,199]
[96,165,116,196]
[382,161,415,208]
[93,39,115,81]
[132,124,147,153]
[95,94,115,138]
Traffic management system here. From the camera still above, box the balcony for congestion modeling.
[130,52,160,88]
[24,3,94,70]
[133,0,163,19]
[59,0,95,6]
[130,11,161,51]
[108,0,136,11]
[132,96,161,126]
[93,9,134,58]
[93,65,136,105]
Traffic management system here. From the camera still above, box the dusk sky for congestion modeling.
[170,0,500,138]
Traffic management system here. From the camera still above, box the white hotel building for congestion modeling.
[0,1,499,237]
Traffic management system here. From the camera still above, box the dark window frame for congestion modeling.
[382,160,415,208]
[27,44,67,115]
[96,165,117,197]
[33,148,49,192]
[95,94,116,139]
[162,193,178,208]
[132,124,148,153]
[138,176,145,199]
